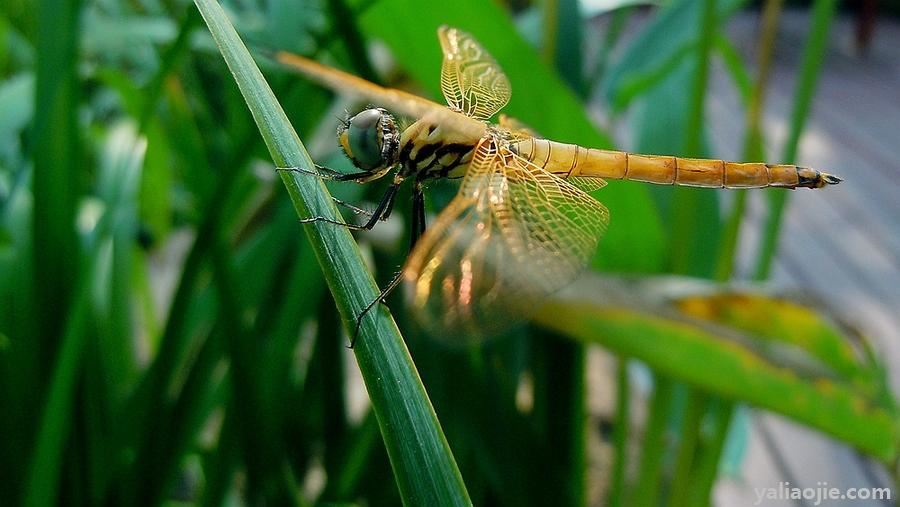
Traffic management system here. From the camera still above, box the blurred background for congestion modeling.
[1,0,899,505]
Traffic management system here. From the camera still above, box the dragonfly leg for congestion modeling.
[300,182,401,231]
[350,269,404,348]
[281,164,401,226]
[299,196,373,223]
[349,183,426,348]
[410,181,426,249]
[332,197,373,217]
[277,164,338,180]
[298,216,369,230]
[276,164,376,181]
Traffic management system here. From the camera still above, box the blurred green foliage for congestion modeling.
[0,0,895,505]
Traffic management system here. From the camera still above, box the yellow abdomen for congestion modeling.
[509,138,841,189]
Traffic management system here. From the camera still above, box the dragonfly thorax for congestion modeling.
[338,108,401,182]
[395,115,481,181]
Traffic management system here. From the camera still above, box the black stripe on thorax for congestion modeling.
[409,142,470,166]
[399,139,415,164]
[435,142,472,158]
[413,142,474,178]
[413,142,440,163]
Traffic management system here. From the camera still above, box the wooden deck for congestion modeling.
[710,9,899,506]
[587,7,899,506]
[716,11,900,352]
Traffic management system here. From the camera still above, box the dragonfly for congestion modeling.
[272,26,841,341]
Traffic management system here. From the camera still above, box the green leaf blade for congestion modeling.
[192,0,470,504]
[534,295,897,462]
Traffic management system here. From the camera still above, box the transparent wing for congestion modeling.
[274,50,449,120]
[438,26,511,121]
[403,136,609,337]
[568,177,608,193]
[494,113,537,143]
[498,114,537,140]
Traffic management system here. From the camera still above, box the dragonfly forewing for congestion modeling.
[275,50,469,128]
[403,136,609,337]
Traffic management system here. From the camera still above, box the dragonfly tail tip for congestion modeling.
[822,173,843,185]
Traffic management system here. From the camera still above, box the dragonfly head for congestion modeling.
[337,108,400,182]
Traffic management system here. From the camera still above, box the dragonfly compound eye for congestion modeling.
[339,108,398,172]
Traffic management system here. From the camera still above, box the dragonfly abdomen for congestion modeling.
[510,138,841,189]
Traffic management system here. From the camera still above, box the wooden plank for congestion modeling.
[714,412,797,507]
[755,413,892,506]
[704,10,900,506]
[589,9,900,505]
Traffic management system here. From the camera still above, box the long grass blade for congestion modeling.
[23,0,82,500]
[192,1,470,504]
[543,0,584,96]
[31,0,80,346]
[629,376,675,507]
[587,7,633,94]
[25,124,146,506]
[668,390,708,507]
[606,356,630,507]
[22,278,89,507]
[531,331,586,507]
[686,399,735,507]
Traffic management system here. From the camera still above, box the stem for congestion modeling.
[326,0,378,82]
[32,0,81,363]
[684,0,717,157]
[670,0,717,274]
[754,0,837,280]
[669,390,708,507]
[715,0,784,281]
[589,7,632,95]
[687,400,736,507]
[607,356,630,507]
[138,8,200,130]
[630,376,675,507]
[542,0,559,67]
[24,0,82,501]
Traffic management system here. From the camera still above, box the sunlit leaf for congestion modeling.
[533,275,898,462]
[673,291,881,389]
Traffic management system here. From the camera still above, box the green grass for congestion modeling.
[0,0,894,505]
